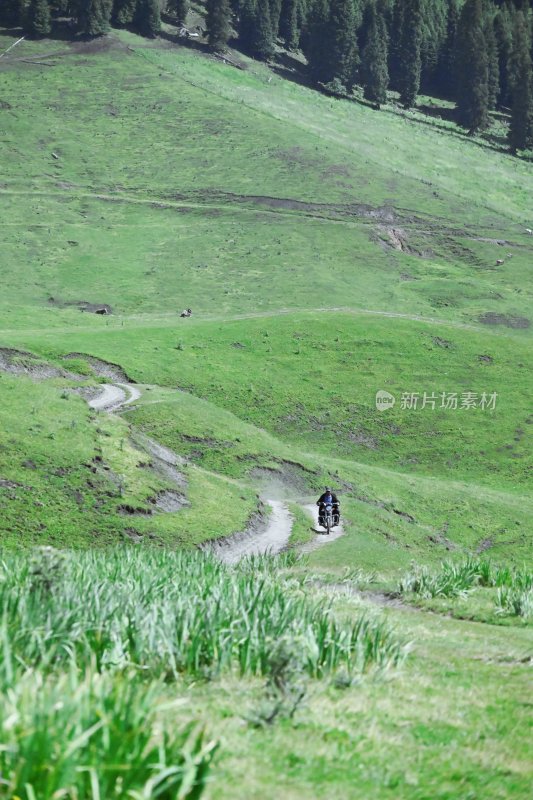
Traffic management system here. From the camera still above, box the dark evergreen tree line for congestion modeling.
[2,0,532,151]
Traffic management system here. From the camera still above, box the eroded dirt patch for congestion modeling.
[133,434,188,493]
[48,298,113,314]
[392,508,416,524]
[427,531,457,551]
[71,386,103,403]
[476,536,494,553]
[376,225,435,257]
[273,146,322,169]
[347,430,379,449]
[400,272,418,281]
[0,348,79,380]
[118,504,153,516]
[478,313,530,329]
[149,490,188,512]
[248,460,317,496]
[433,337,453,349]
[69,35,129,56]
[123,527,143,542]
[0,478,30,491]
[170,190,410,225]
[380,226,410,252]
[63,353,134,382]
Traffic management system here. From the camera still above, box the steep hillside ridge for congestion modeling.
[0,30,531,563]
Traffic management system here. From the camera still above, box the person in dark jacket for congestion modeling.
[316,487,340,527]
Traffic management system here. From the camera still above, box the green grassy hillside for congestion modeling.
[1,28,531,563]
[1,23,532,800]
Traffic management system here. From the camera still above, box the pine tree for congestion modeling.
[113,0,137,25]
[435,0,460,97]
[494,2,514,107]
[78,0,113,35]
[508,10,532,150]
[252,0,275,58]
[296,0,307,32]
[135,0,161,35]
[206,0,232,50]
[279,0,299,48]
[269,0,282,35]
[1,0,24,26]
[238,0,257,51]
[484,7,500,108]
[171,0,189,24]
[419,0,448,90]
[388,0,404,90]
[302,0,330,83]
[26,0,51,36]
[361,3,389,107]
[456,0,489,132]
[397,0,422,107]
[324,0,359,89]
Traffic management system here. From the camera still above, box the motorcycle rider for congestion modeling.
[317,487,340,527]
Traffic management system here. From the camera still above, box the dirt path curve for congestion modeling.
[208,500,294,565]
[299,503,345,553]
[87,384,344,561]
[88,383,296,559]
[0,305,508,340]
[88,382,141,411]
[199,306,486,332]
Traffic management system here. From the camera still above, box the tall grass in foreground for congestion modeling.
[0,547,403,681]
[398,557,533,616]
[0,547,404,799]
[0,668,216,800]
[496,587,533,619]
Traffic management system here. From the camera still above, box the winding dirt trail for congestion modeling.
[88,383,296,559]
[0,303,510,341]
[88,382,341,561]
[207,499,294,565]
[88,382,141,411]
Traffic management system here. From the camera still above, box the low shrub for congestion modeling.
[496,588,533,619]
[398,558,532,600]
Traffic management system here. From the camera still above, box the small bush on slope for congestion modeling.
[398,557,532,607]
[496,587,533,619]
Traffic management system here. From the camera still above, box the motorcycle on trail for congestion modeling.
[319,503,338,535]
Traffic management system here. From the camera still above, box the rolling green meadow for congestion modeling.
[0,20,532,800]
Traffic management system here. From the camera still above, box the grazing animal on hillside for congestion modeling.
[180,308,192,318]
